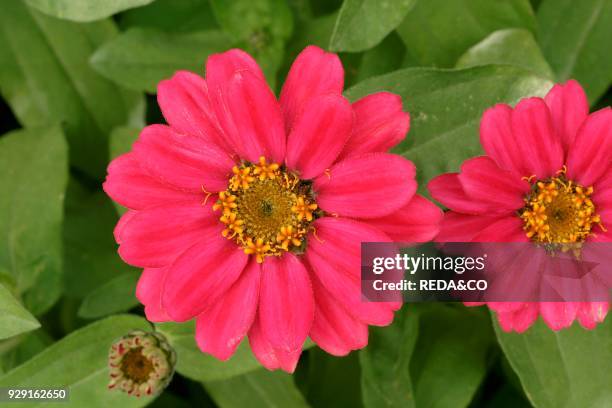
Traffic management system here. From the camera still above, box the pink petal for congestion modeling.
[544,79,589,154]
[286,94,353,179]
[195,259,261,360]
[576,302,608,329]
[248,315,302,373]
[304,217,400,326]
[104,153,201,210]
[117,201,219,268]
[539,302,578,331]
[136,268,171,322]
[365,194,442,242]
[480,103,525,176]
[114,210,137,245]
[157,71,228,151]
[310,273,368,356]
[458,156,529,211]
[496,303,539,333]
[279,45,344,133]
[435,212,506,242]
[471,216,528,242]
[566,108,612,187]
[338,92,409,160]
[205,48,265,96]
[213,70,286,164]
[259,254,314,354]
[313,153,416,219]
[132,124,234,193]
[162,232,248,322]
[510,97,564,179]
[428,173,499,215]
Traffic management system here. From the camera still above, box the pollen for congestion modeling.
[214,157,319,263]
[520,172,605,247]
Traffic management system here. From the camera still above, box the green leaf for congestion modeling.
[0,126,68,315]
[0,0,143,178]
[304,350,363,408]
[78,271,140,319]
[396,0,536,67]
[119,0,219,32]
[537,0,612,103]
[91,28,232,93]
[356,32,406,82]
[1,329,53,372]
[204,370,311,408]
[0,315,154,407]
[156,321,314,381]
[63,179,135,298]
[360,308,419,408]
[330,0,416,52]
[210,0,294,88]
[360,305,495,408]
[345,65,553,189]
[457,28,554,79]
[25,0,155,22]
[494,315,612,408]
[0,283,40,340]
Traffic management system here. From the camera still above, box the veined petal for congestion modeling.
[206,48,265,95]
[286,94,353,179]
[248,315,302,373]
[435,212,507,242]
[136,268,171,322]
[280,45,344,133]
[117,201,219,268]
[195,259,261,360]
[259,254,314,354]
[471,216,529,242]
[162,232,248,322]
[428,173,500,215]
[313,153,416,219]
[132,124,234,193]
[339,92,409,160]
[544,79,589,154]
[566,108,612,187]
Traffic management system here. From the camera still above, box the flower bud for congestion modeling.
[108,330,176,397]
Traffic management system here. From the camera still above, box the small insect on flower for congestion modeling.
[108,330,176,397]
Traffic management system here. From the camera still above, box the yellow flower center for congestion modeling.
[120,347,155,385]
[520,169,605,246]
[213,157,319,263]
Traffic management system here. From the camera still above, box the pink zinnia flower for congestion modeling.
[104,46,442,372]
[428,80,611,332]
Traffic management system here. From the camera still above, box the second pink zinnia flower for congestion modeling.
[104,46,442,372]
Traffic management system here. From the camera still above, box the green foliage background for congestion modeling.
[0,0,610,406]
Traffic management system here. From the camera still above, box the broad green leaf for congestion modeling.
[210,0,294,88]
[157,321,314,381]
[457,29,554,79]
[204,370,311,408]
[25,0,154,22]
[495,316,612,408]
[304,350,363,408]
[1,329,53,372]
[330,0,416,52]
[360,307,419,408]
[396,0,536,67]
[0,284,40,340]
[78,271,140,319]
[410,305,495,408]
[91,28,232,93]
[119,0,218,32]
[345,65,553,189]
[360,305,495,408]
[0,126,67,315]
[0,0,143,178]
[0,315,154,407]
[537,0,612,103]
[356,32,406,82]
[63,178,135,298]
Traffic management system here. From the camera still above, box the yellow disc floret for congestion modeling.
[214,157,319,263]
[520,171,605,247]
